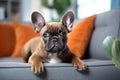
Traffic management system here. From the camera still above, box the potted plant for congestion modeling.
[102,36,120,69]
[41,0,71,21]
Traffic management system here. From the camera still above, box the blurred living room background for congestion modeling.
[0,0,120,22]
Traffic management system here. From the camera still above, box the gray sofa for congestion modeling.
[0,8,120,80]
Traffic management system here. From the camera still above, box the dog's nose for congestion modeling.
[52,38,58,43]
[52,36,59,43]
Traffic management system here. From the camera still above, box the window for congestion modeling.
[76,0,111,19]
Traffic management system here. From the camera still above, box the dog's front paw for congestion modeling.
[31,62,44,74]
[72,58,87,71]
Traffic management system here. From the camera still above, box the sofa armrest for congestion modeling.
[0,59,120,80]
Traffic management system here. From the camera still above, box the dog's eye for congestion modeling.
[43,33,49,38]
[59,30,66,36]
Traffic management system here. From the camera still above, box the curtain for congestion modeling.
[111,0,120,9]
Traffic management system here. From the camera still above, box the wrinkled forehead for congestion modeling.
[41,22,68,34]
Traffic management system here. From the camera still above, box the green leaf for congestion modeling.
[112,39,120,59]
[112,39,120,69]
[102,36,116,58]
[112,57,120,69]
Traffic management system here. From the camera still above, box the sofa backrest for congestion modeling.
[87,8,120,59]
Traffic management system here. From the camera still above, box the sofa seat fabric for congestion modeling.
[0,58,120,80]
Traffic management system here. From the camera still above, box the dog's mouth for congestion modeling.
[47,45,60,53]
[51,45,60,53]
[45,44,66,53]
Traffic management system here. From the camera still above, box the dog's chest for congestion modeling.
[48,53,61,63]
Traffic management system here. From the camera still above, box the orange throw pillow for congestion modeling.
[11,22,39,57]
[67,15,96,58]
[0,22,15,57]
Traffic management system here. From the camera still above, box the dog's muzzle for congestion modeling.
[45,37,65,53]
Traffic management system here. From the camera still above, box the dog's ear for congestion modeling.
[61,11,74,32]
[31,11,45,33]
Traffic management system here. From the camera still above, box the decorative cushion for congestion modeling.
[11,22,39,57]
[67,15,96,58]
[0,22,16,57]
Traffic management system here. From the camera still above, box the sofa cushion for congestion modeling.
[88,8,120,59]
[0,22,16,57]
[67,15,95,58]
[11,22,39,57]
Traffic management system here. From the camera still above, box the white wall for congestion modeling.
[21,0,51,22]
[21,0,31,22]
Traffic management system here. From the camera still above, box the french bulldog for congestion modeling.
[22,11,87,74]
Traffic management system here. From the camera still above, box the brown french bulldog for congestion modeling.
[22,11,87,74]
